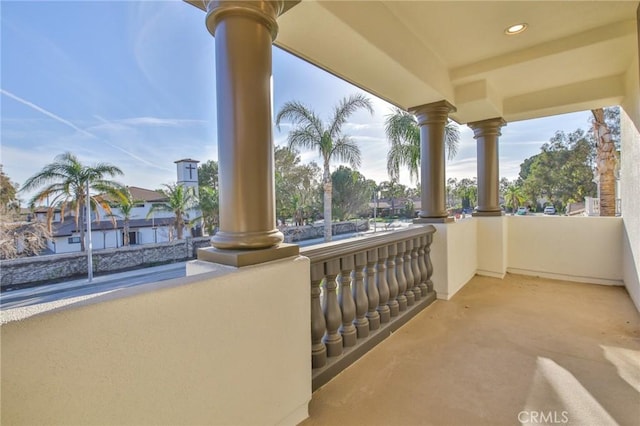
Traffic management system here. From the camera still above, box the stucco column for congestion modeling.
[206,0,285,249]
[410,100,456,223]
[468,117,506,216]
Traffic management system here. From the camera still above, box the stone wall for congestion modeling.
[0,237,212,289]
[281,220,369,243]
[1,222,368,288]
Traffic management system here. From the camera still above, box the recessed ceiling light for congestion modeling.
[505,23,528,35]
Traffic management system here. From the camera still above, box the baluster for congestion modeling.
[425,233,434,293]
[417,235,428,296]
[411,237,422,300]
[395,241,408,311]
[386,243,401,315]
[310,262,327,368]
[323,259,343,357]
[376,246,391,323]
[339,255,357,347]
[353,251,370,338]
[365,249,380,330]
[403,240,416,306]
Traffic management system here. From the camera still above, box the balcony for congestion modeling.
[2,1,639,424]
[303,273,640,426]
[2,215,638,425]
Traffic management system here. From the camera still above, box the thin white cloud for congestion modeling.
[119,117,206,127]
[1,90,172,172]
[344,122,383,131]
[355,135,386,143]
[1,89,94,138]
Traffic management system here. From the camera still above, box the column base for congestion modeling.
[197,243,299,267]
[414,217,454,224]
[211,228,284,250]
[472,211,504,217]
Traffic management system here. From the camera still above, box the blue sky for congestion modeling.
[1,1,593,203]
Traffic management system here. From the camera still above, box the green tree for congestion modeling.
[21,152,124,251]
[199,186,219,235]
[384,108,461,181]
[446,177,458,209]
[379,179,407,216]
[146,183,198,241]
[519,130,596,210]
[455,178,477,210]
[330,166,372,221]
[276,93,373,241]
[198,160,219,190]
[0,165,20,215]
[503,184,526,214]
[108,187,143,246]
[274,146,321,225]
[403,200,416,218]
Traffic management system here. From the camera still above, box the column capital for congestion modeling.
[409,100,456,126]
[206,0,290,40]
[467,117,507,139]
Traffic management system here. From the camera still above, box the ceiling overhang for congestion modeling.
[188,0,639,124]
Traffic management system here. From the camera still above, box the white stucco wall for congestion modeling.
[1,256,311,426]
[476,216,508,278]
[431,219,477,300]
[620,98,640,311]
[507,216,624,285]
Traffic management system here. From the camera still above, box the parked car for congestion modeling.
[544,205,556,215]
[516,207,527,215]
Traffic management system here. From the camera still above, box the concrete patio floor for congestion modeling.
[302,274,640,426]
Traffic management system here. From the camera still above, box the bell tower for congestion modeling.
[175,158,200,191]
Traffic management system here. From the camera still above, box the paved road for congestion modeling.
[1,262,187,311]
[0,230,384,315]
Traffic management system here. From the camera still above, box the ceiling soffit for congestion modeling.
[188,0,639,123]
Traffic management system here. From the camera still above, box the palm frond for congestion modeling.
[288,127,321,153]
[445,121,461,161]
[331,136,362,169]
[275,101,324,137]
[385,108,419,147]
[328,93,373,139]
[387,143,420,182]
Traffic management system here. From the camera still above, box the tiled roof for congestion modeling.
[52,217,175,237]
[127,186,167,202]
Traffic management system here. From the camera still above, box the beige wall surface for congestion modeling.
[507,216,624,285]
[476,216,508,278]
[431,219,478,300]
[1,256,311,426]
[621,105,640,312]
[619,20,640,310]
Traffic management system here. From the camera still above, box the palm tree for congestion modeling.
[591,108,617,216]
[385,108,461,181]
[198,186,219,235]
[504,184,526,215]
[379,180,407,216]
[276,93,374,242]
[146,183,198,240]
[108,187,142,246]
[21,152,123,251]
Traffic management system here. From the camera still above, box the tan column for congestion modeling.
[468,118,506,216]
[410,100,456,222]
[206,0,285,249]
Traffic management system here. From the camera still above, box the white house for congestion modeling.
[42,159,203,254]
